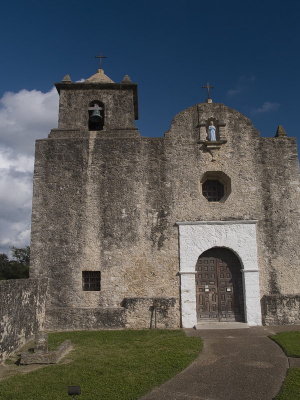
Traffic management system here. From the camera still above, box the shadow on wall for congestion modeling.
[121,297,178,329]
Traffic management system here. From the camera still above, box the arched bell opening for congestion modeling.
[88,100,104,131]
[195,247,245,322]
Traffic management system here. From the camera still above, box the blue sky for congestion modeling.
[0,0,299,253]
[1,0,300,138]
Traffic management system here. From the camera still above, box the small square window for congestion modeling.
[82,271,101,291]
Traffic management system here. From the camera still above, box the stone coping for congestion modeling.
[176,220,258,226]
[20,340,72,365]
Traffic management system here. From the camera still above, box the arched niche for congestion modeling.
[88,100,105,131]
[206,117,220,141]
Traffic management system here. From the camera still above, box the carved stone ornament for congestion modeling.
[197,119,227,161]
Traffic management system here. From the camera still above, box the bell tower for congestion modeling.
[51,68,139,137]
[30,67,141,331]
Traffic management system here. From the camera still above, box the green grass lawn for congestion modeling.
[271,331,300,357]
[271,331,300,400]
[0,330,202,400]
[275,368,300,400]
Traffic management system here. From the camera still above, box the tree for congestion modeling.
[11,246,30,265]
[0,246,30,280]
[0,253,9,265]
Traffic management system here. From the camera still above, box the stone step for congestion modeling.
[195,321,249,330]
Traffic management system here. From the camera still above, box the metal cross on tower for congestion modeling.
[202,82,214,100]
[95,54,108,68]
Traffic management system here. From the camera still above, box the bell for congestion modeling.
[90,108,102,122]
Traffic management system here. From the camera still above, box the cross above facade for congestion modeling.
[95,54,108,68]
[202,82,214,100]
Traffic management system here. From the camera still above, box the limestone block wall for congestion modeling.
[257,137,300,295]
[164,103,300,299]
[57,83,138,131]
[45,307,125,331]
[122,298,178,329]
[29,101,300,330]
[262,295,300,325]
[0,278,48,362]
[30,132,180,330]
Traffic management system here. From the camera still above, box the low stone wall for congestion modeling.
[261,295,300,325]
[122,297,179,329]
[0,278,48,362]
[20,340,72,365]
[44,307,125,330]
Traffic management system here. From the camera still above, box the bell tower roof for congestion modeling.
[85,68,114,83]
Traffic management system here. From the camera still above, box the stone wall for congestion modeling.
[122,298,178,329]
[0,278,48,362]
[30,95,300,329]
[261,295,300,325]
[44,307,125,331]
[56,83,138,131]
[30,133,181,330]
[44,300,178,331]
[257,137,300,296]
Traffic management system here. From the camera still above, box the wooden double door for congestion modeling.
[196,248,244,322]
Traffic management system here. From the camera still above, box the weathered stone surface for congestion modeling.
[122,297,178,329]
[29,75,300,330]
[44,307,125,330]
[0,278,48,362]
[262,295,300,325]
[55,82,138,130]
[35,331,48,352]
[20,340,72,365]
[275,125,287,137]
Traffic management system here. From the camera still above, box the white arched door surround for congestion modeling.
[177,220,262,327]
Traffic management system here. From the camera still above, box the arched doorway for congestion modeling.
[196,247,245,322]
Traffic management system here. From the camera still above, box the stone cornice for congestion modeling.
[176,220,258,226]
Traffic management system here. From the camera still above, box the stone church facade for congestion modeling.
[29,68,300,330]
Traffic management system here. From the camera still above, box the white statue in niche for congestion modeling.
[208,121,217,141]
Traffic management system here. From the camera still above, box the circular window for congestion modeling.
[201,171,231,202]
[202,180,224,202]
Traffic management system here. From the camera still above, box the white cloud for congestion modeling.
[227,88,242,96]
[0,87,58,154]
[0,148,34,173]
[253,101,280,114]
[0,87,58,254]
[227,75,256,97]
